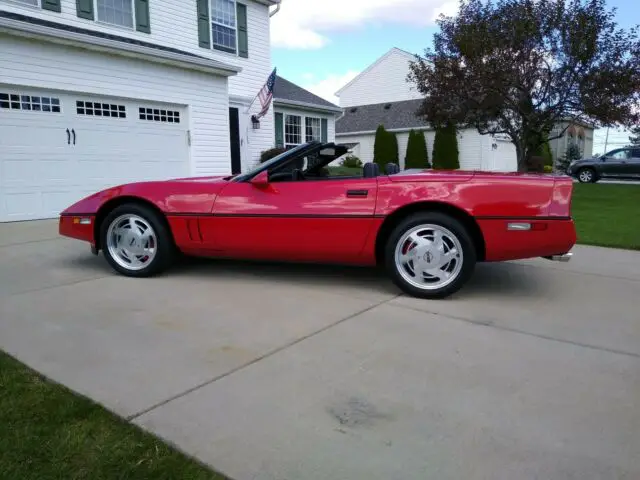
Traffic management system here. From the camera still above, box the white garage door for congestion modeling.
[0,86,190,222]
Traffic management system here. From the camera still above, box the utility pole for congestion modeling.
[603,127,610,153]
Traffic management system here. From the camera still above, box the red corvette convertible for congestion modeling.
[59,141,576,299]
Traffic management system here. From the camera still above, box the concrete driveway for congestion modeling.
[1,220,639,480]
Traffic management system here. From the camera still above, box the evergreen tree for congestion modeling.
[432,122,460,169]
[388,130,399,166]
[535,135,554,167]
[405,130,431,169]
[373,124,389,168]
[557,142,582,171]
[629,125,640,145]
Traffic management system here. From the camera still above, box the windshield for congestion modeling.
[232,143,311,181]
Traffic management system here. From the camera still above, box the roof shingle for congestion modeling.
[273,76,341,112]
[336,99,428,134]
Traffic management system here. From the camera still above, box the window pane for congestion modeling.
[285,115,301,147]
[97,0,134,28]
[211,0,236,27]
[212,24,236,50]
[305,117,321,142]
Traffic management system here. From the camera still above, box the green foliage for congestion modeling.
[432,123,460,169]
[405,129,431,169]
[341,154,363,168]
[408,0,640,171]
[535,137,554,166]
[630,125,640,145]
[373,124,399,168]
[557,142,582,171]
[544,165,553,173]
[260,147,287,163]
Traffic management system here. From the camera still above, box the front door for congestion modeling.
[207,176,379,263]
[601,148,632,177]
[229,107,242,175]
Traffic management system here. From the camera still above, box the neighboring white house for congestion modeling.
[0,0,280,222]
[271,75,342,151]
[335,47,519,172]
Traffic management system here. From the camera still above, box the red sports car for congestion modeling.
[59,141,576,299]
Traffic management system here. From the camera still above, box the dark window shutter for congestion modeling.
[321,118,328,142]
[275,112,284,147]
[135,0,150,33]
[76,0,94,19]
[42,0,61,12]
[197,0,210,48]
[236,3,248,58]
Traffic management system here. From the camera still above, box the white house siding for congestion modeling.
[0,34,231,175]
[337,128,517,171]
[0,0,275,166]
[336,49,422,108]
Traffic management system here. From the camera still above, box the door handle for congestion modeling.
[346,189,368,198]
[66,128,70,144]
[72,129,76,145]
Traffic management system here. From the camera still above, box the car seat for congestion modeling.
[385,163,400,175]
[363,162,380,178]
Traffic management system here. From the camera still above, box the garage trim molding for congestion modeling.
[0,16,241,77]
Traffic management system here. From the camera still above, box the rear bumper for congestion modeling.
[479,217,577,262]
[59,214,96,246]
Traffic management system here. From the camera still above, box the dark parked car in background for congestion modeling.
[566,147,640,183]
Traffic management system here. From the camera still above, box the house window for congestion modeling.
[284,114,302,148]
[305,117,321,142]
[211,0,236,53]
[97,0,134,29]
[76,100,126,118]
[1,93,61,112]
[4,0,38,6]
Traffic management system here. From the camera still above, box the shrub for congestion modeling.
[557,142,582,171]
[543,165,553,173]
[526,155,546,173]
[341,155,362,168]
[260,147,287,163]
[432,122,459,169]
[373,124,399,169]
[405,129,431,169]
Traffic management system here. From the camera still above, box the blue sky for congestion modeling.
[269,0,638,154]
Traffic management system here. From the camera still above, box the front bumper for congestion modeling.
[59,214,96,245]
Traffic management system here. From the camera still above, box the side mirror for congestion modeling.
[250,170,269,187]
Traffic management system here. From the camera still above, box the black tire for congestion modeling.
[100,203,176,278]
[384,212,477,299]
[577,167,597,183]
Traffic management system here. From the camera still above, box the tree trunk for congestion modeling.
[515,141,528,172]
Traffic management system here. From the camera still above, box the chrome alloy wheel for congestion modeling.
[106,214,158,271]
[393,224,464,291]
[579,169,593,183]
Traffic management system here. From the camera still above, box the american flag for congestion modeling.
[256,67,277,118]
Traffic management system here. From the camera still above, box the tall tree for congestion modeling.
[373,124,389,168]
[408,0,640,171]
[629,126,640,145]
[405,130,431,169]
[432,123,460,169]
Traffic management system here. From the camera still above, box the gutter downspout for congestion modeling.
[269,1,281,17]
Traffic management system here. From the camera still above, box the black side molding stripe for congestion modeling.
[167,213,387,219]
[475,216,572,221]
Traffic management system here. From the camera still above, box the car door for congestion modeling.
[202,172,379,264]
[601,148,631,177]
[625,148,640,178]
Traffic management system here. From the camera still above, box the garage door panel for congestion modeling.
[1,88,190,222]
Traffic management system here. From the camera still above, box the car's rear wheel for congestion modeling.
[384,212,477,299]
[577,167,597,183]
[100,203,176,277]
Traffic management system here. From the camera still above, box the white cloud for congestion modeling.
[270,0,459,50]
[301,70,361,104]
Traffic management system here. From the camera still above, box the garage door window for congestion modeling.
[0,93,61,112]
[76,100,126,118]
[139,107,180,123]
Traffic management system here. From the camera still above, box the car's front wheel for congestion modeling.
[577,167,597,183]
[100,203,176,277]
[384,212,477,299]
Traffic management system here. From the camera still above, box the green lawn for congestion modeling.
[571,183,640,250]
[0,350,228,480]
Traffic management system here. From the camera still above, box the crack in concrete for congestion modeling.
[126,294,403,421]
[392,302,640,360]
